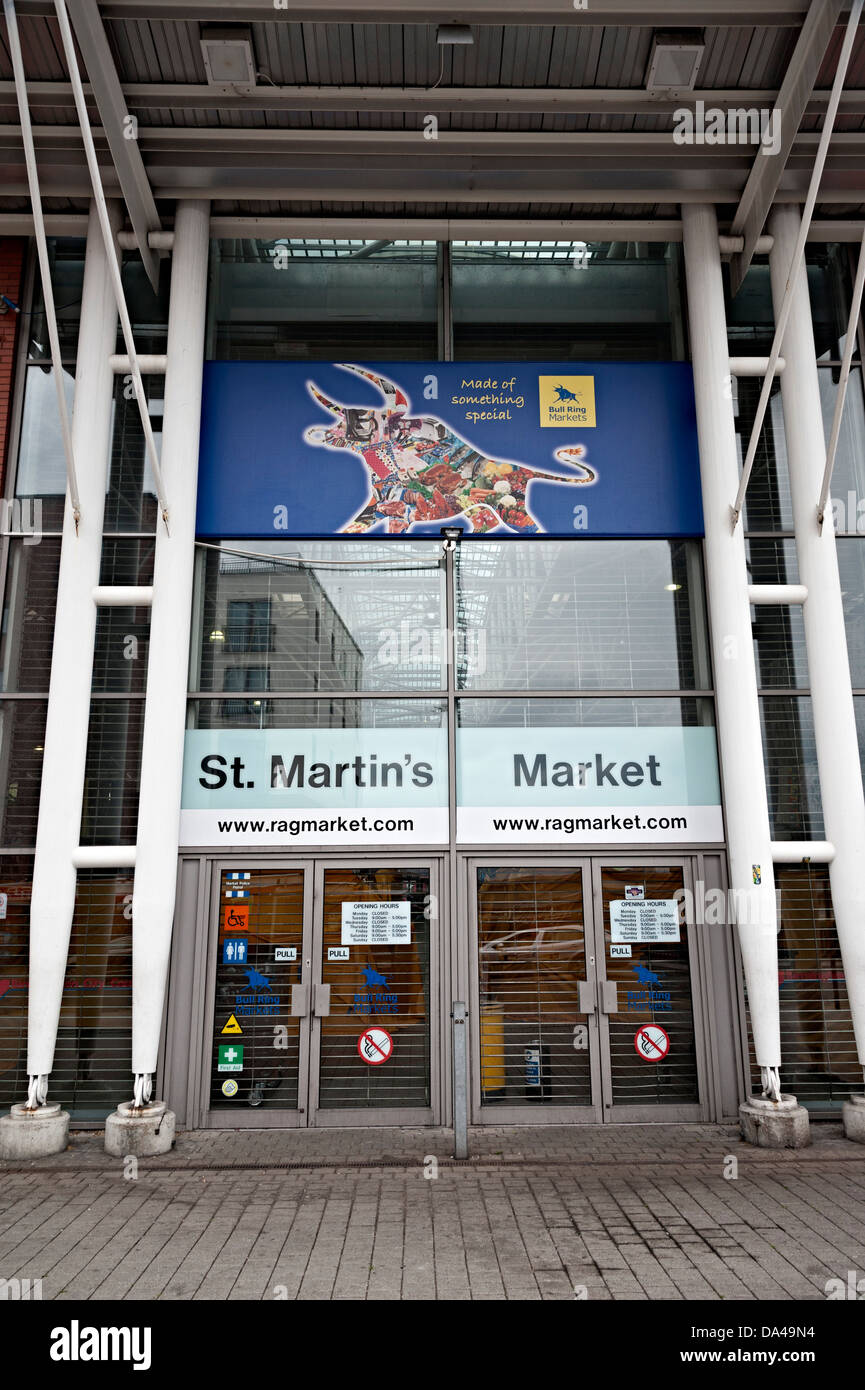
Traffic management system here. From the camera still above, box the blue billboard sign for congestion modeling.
[196,360,703,539]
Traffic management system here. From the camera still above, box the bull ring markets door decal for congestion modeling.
[196,361,703,539]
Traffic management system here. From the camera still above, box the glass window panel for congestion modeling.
[209,239,438,360]
[0,856,32,1107]
[188,697,445,732]
[452,241,685,361]
[457,696,715,730]
[838,541,865,688]
[0,538,61,693]
[737,376,791,533]
[746,539,809,688]
[820,368,865,519]
[0,702,46,847]
[28,239,85,362]
[747,865,861,1109]
[0,864,133,1119]
[80,700,144,846]
[14,365,76,517]
[760,695,823,839]
[319,867,431,1110]
[92,539,156,695]
[726,246,859,362]
[455,540,708,691]
[476,866,591,1107]
[193,541,446,694]
[601,865,699,1106]
[14,368,163,533]
[103,376,162,533]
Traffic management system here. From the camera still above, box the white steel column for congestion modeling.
[24,200,120,1104]
[129,200,209,1105]
[681,205,784,1096]
[769,206,865,1086]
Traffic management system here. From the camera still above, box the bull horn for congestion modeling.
[337,363,408,411]
[306,381,343,415]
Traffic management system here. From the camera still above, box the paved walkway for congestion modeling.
[1,1123,864,1300]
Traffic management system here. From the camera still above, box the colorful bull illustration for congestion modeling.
[361,965,388,988]
[632,963,661,987]
[304,364,595,534]
[243,967,272,993]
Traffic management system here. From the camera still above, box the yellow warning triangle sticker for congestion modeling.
[221,1014,243,1035]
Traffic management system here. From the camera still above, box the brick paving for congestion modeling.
[1,1123,864,1300]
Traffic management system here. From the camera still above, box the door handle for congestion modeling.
[291,984,310,1017]
[578,981,595,1014]
[601,981,619,1014]
[313,983,331,1017]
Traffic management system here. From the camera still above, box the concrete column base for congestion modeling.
[842,1094,865,1144]
[0,1103,69,1160]
[104,1101,175,1157]
[739,1093,810,1148]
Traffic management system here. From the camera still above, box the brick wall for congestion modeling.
[0,239,26,495]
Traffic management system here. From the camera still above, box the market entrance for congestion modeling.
[469,859,708,1122]
[204,860,436,1126]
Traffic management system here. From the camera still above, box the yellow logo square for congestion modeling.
[538,376,596,428]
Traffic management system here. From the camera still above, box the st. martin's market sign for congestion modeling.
[180,726,722,847]
[196,360,702,539]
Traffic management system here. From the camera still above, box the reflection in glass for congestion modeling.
[477,866,591,1106]
[455,540,707,690]
[193,541,446,694]
[209,239,438,360]
[452,241,685,361]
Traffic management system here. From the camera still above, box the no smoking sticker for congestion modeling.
[357,1026,393,1065]
[634,1024,670,1061]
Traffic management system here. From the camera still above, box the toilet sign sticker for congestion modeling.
[634,1024,670,1061]
[357,1025,393,1065]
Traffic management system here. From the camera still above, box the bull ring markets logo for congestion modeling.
[538,375,596,429]
[50,1321,151,1370]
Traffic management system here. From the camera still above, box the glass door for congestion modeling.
[469,858,707,1123]
[207,863,314,1125]
[308,863,434,1125]
[592,861,705,1121]
[470,860,603,1122]
[204,859,436,1127]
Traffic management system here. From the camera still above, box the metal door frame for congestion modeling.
[467,855,603,1124]
[590,856,710,1123]
[467,853,713,1125]
[199,856,315,1129]
[308,856,439,1128]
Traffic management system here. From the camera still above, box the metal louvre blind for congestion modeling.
[453,322,673,361]
[476,867,591,1107]
[0,857,34,1107]
[215,322,437,361]
[601,867,699,1107]
[0,701,47,848]
[747,539,809,689]
[0,538,61,693]
[92,537,156,694]
[80,700,144,846]
[0,864,133,1119]
[319,868,430,1110]
[456,540,701,691]
[759,695,824,839]
[210,870,304,1111]
[747,866,861,1109]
